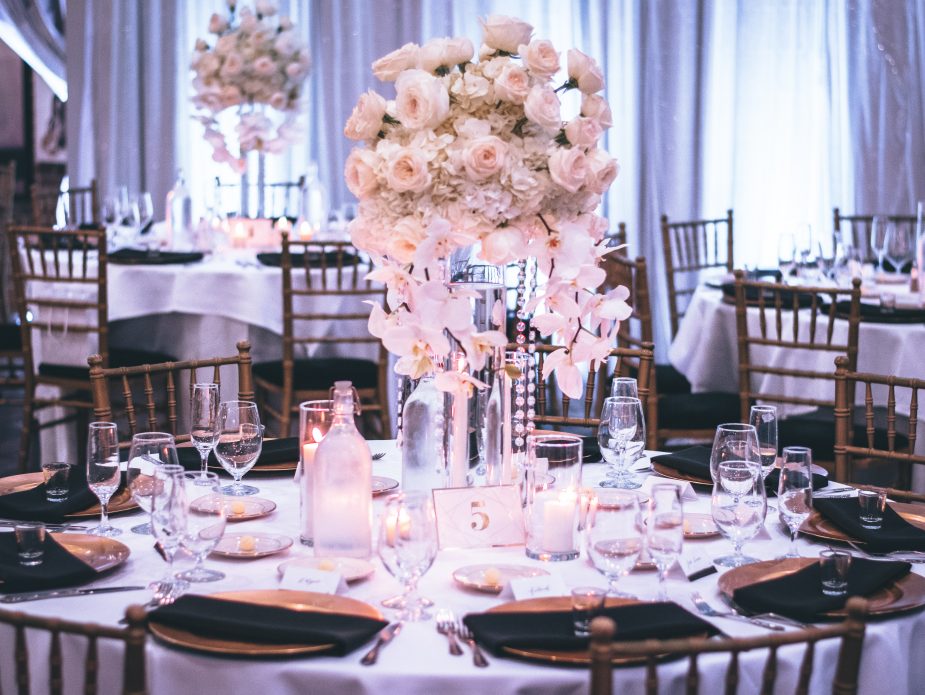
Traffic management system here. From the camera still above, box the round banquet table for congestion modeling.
[1,441,924,695]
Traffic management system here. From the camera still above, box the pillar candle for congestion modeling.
[541,490,578,553]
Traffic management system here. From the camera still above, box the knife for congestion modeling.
[0,586,146,603]
[360,622,403,665]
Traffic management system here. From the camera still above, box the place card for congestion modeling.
[678,549,717,581]
[279,565,346,594]
[509,574,570,600]
[432,485,525,550]
[641,476,697,502]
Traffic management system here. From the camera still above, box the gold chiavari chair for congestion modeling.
[88,341,254,450]
[833,355,922,489]
[214,176,305,219]
[254,232,390,437]
[8,225,174,471]
[661,209,734,339]
[0,604,148,695]
[0,161,24,405]
[589,598,868,695]
[734,270,861,465]
[31,179,100,228]
[833,208,917,266]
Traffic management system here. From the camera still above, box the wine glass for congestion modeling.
[133,192,154,233]
[884,222,913,275]
[749,405,778,484]
[177,471,227,583]
[126,432,180,535]
[647,484,684,601]
[610,376,638,398]
[377,492,438,621]
[709,423,760,482]
[214,401,263,496]
[777,232,796,279]
[86,422,122,537]
[190,383,220,476]
[598,396,645,490]
[150,465,189,601]
[585,490,642,598]
[711,460,767,568]
[870,215,888,269]
[777,446,813,559]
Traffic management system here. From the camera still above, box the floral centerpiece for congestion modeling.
[344,15,630,398]
[191,0,311,174]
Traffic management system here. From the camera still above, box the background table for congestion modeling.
[1,442,923,694]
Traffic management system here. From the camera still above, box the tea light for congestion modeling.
[276,217,292,235]
[232,221,247,248]
[384,508,412,546]
[299,402,333,546]
[298,220,313,240]
[541,490,578,553]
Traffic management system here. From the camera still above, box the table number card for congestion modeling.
[432,485,525,549]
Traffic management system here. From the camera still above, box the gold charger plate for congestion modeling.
[0,473,138,518]
[718,558,925,618]
[277,557,375,583]
[148,589,383,657]
[800,501,925,544]
[50,532,131,573]
[452,564,550,594]
[651,463,711,488]
[211,532,293,559]
[191,495,277,522]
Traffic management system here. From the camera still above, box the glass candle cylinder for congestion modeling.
[524,433,583,561]
[298,399,334,546]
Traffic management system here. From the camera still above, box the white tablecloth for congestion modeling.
[2,442,923,695]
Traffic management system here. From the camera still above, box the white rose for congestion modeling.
[394,69,449,129]
[372,42,420,81]
[194,38,208,52]
[585,149,619,194]
[269,91,287,110]
[198,52,221,77]
[255,0,277,16]
[444,37,474,66]
[480,226,524,264]
[275,31,297,55]
[519,39,559,77]
[462,136,508,180]
[478,15,533,54]
[220,85,243,107]
[218,53,243,78]
[548,147,588,193]
[387,217,427,264]
[564,116,603,149]
[240,13,259,33]
[344,149,380,199]
[344,90,387,140]
[384,147,432,193]
[567,49,605,93]
[279,16,293,30]
[254,55,277,76]
[493,64,530,104]
[418,38,453,72]
[523,84,561,130]
[286,62,308,80]
[348,216,381,255]
[208,13,228,34]
[581,93,613,129]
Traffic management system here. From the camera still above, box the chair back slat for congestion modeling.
[724,650,740,695]
[795,639,815,695]
[84,635,99,695]
[760,645,778,695]
[143,371,158,432]
[833,208,917,264]
[15,622,28,694]
[685,653,699,695]
[31,181,100,228]
[166,370,178,433]
[50,628,62,695]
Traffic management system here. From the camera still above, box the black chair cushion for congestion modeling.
[655,364,691,394]
[0,324,21,351]
[38,347,178,380]
[778,406,910,461]
[253,357,378,391]
[658,392,740,430]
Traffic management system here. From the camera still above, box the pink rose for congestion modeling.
[394,69,450,129]
[418,37,473,72]
[208,13,228,34]
[386,217,427,263]
[480,226,523,264]
[479,15,533,54]
[344,149,380,199]
[585,149,619,194]
[462,136,508,180]
[219,53,243,78]
[567,49,605,94]
[444,37,474,66]
[523,85,561,130]
[220,85,243,107]
[581,93,613,129]
[493,65,530,104]
[518,39,559,77]
[344,90,387,140]
[384,147,431,193]
[564,116,603,149]
[548,147,588,193]
[372,42,420,81]
[269,91,287,110]
[254,56,276,76]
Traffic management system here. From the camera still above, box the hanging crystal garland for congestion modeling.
[514,257,537,436]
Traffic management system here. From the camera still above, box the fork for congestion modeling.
[435,610,463,656]
[455,619,489,667]
[372,452,386,461]
[690,592,785,631]
[845,540,925,564]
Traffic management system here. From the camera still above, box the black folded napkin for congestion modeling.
[834,300,925,324]
[148,594,388,655]
[257,251,360,268]
[0,467,100,522]
[0,533,98,593]
[109,249,204,265]
[733,557,911,621]
[650,446,711,481]
[462,602,717,655]
[175,437,300,471]
[720,282,817,308]
[764,467,828,496]
[813,498,925,553]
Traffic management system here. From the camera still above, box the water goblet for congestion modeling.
[870,215,888,269]
[585,490,643,598]
[177,471,227,583]
[190,383,220,476]
[884,221,913,274]
[777,446,813,559]
[126,432,180,535]
[86,422,122,537]
[777,232,796,279]
[711,460,767,568]
[610,376,638,398]
[214,400,263,496]
[647,484,684,601]
[150,465,189,601]
[377,492,438,621]
[710,423,760,482]
[598,396,644,489]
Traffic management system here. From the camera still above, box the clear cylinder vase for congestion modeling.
[401,373,449,493]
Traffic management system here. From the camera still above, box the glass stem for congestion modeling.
[100,502,109,530]
[200,451,208,477]
[789,528,798,556]
[658,571,668,601]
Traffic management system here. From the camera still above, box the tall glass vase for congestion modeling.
[239,150,267,219]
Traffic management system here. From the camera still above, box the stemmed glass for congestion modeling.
[150,465,189,601]
[884,222,913,275]
[377,492,438,621]
[133,192,154,233]
[711,460,767,568]
[214,401,263,496]
[749,405,778,486]
[647,484,684,601]
[870,215,888,269]
[126,432,180,535]
[86,422,122,537]
[777,232,796,279]
[598,396,645,489]
[709,423,761,482]
[585,490,642,598]
[777,446,813,559]
[190,383,220,476]
[177,471,227,583]
[610,376,638,398]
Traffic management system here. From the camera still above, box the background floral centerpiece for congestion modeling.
[191,0,311,174]
[344,15,630,397]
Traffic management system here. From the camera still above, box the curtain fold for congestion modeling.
[0,0,66,99]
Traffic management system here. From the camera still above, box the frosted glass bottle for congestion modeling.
[401,374,448,492]
[165,170,192,249]
[312,381,372,558]
[302,163,328,236]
